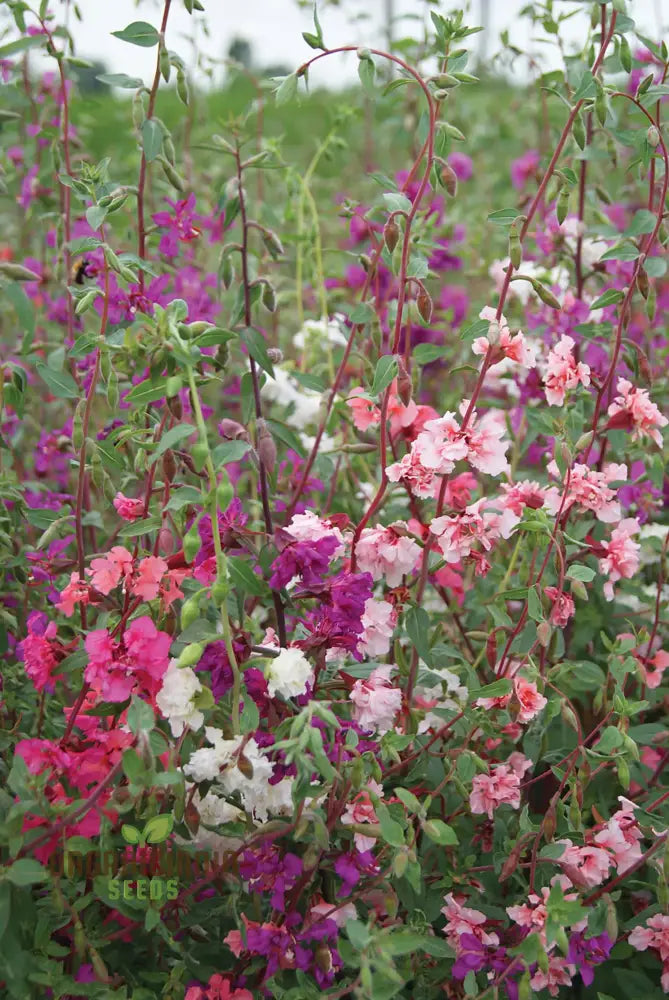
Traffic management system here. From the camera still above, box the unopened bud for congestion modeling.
[572,112,586,150]
[159,46,171,82]
[261,282,277,312]
[637,266,650,299]
[180,594,201,631]
[236,752,254,779]
[533,279,561,310]
[359,253,373,274]
[162,449,177,483]
[441,162,458,197]
[570,578,588,601]
[160,157,185,192]
[508,221,522,270]
[417,288,433,324]
[177,642,204,668]
[384,219,400,253]
[262,230,284,258]
[176,69,189,105]
[537,621,552,648]
[219,253,234,290]
[396,356,412,407]
[256,418,276,472]
[216,471,234,511]
[72,399,86,452]
[647,125,660,148]
[575,430,594,453]
[191,440,209,472]
[107,371,119,409]
[556,187,570,225]
[183,520,201,564]
[167,394,182,419]
[647,283,657,321]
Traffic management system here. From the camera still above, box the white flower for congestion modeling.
[292,314,348,351]
[265,647,313,699]
[156,659,204,737]
[260,366,322,429]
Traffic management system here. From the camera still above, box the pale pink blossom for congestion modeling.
[498,479,547,516]
[545,462,627,523]
[544,334,591,406]
[386,449,437,499]
[413,413,468,474]
[359,598,397,658]
[350,665,402,734]
[431,499,506,564]
[459,402,510,477]
[309,899,356,928]
[640,649,669,689]
[607,378,667,446]
[441,893,500,948]
[629,913,669,989]
[387,381,419,435]
[544,586,576,626]
[87,546,133,595]
[557,839,611,888]
[507,878,584,946]
[284,510,346,555]
[113,492,145,521]
[594,797,643,873]
[530,956,574,996]
[347,387,380,431]
[598,518,641,600]
[55,573,90,617]
[341,779,383,851]
[469,764,521,819]
[131,556,169,602]
[355,524,421,586]
[513,676,547,723]
[473,306,537,368]
[507,752,533,778]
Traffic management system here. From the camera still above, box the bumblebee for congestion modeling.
[70,257,93,285]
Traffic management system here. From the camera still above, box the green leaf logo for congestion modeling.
[121,824,141,845]
[142,815,174,844]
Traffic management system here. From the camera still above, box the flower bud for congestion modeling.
[158,526,175,556]
[256,418,276,473]
[162,449,178,483]
[262,230,284,258]
[417,288,433,324]
[236,752,254,779]
[396,356,412,407]
[191,440,209,472]
[440,162,458,197]
[570,579,588,601]
[177,69,189,105]
[72,399,86,453]
[180,594,201,631]
[574,430,594,453]
[216,471,234,511]
[556,187,570,225]
[177,642,204,668]
[508,221,522,270]
[167,394,183,419]
[647,125,660,147]
[356,47,371,60]
[219,253,234,290]
[537,621,552,648]
[211,577,229,604]
[183,521,201,564]
[384,219,400,253]
[533,280,561,310]
[646,283,657,321]
[159,46,171,82]
[261,281,277,312]
[160,157,185,192]
[572,112,586,150]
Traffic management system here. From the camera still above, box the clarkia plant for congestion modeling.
[0,0,668,998]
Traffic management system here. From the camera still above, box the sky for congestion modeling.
[19,0,669,87]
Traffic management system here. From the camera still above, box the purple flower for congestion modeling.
[239,844,302,910]
[511,149,540,190]
[567,931,613,986]
[152,194,201,257]
[269,534,340,589]
[334,849,379,896]
[448,151,473,181]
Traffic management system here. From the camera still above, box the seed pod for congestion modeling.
[176,69,189,105]
[167,394,183,419]
[647,125,660,148]
[132,90,145,128]
[537,621,552,648]
[183,520,201,564]
[647,283,657,321]
[219,253,234,290]
[417,288,433,324]
[107,371,119,410]
[384,219,400,253]
[90,450,104,489]
[236,752,254,780]
[619,34,632,73]
[162,448,177,483]
[637,266,649,299]
[72,399,86,452]
[262,230,284,258]
[595,83,608,126]
[159,45,171,82]
[180,594,201,631]
[256,418,277,473]
[216,471,234,511]
[75,288,97,315]
[508,221,522,269]
[533,279,561,310]
[177,641,204,668]
[211,577,229,604]
[556,186,570,225]
[572,112,586,150]
[191,440,209,472]
[160,157,185,192]
[261,281,277,312]
[441,162,458,197]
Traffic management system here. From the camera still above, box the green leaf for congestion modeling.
[414,344,447,365]
[118,515,162,537]
[275,73,298,105]
[97,72,144,88]
[527,586,544,622]
[371,355,398,397]
[383,931,428,955]
[566,564,596,582]
[152,423,195,460]
[589,288,624,310]
[460,318,490,342]
[228,556,267,597]
[126,697,155,734]
[471,678,512,701]
[125,376,171,405]
[165,486,202,511]
[595,726,624,754]
[5,283,35,345]
[240,327,275,378]
[405,606,432,666]
[376,804,405,847]
[382,192,412,214]
[211,440,251,466]
[141,119,163,163]
[358,57,376,95]
[422,819,458,845]
[599,242,640,262]
[624,209,657,237]
[111,21,160,47]
[349,302,375,324]
[573,70,596,101]
[122,748,144,783]
[395,787,422,813]
[487,208,519,226]
[143,814,173,844]
[644,256,667,278]
[0,35,46,58]
[240,694,260,734]
[85,204,107,232]
[6,859,48,887]
[407,253,429,279]
[0,881,11,941]
[35,363,79,399]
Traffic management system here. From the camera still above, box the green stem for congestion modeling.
[187,367,241,736]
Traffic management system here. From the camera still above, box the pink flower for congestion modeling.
[386,449,437,499]
[469,764,521,819]
[19,614,63,692]
[544,334,591,406]
[355,525,421,586]
[459,402,510,477]
[84,617,170,703]
[607,378,667,446]
[598,518,640,600]
[131,556,169,602]
[544,586,575,626]
[640,649,669,689]
[473,307,537,369]
[629,913,669,988]
[359,598,397,657]
[448,151,473,181]
[341,779,383,851]
[350,665,402,734]
[545,462,627,524]
[511,149,540,190]
[113,492,145,521]
[413,413,468,474]
[347,387,380,431]
[284,510,346,555]
[431,499,507,565]
[88,546,133,596]
[530,956,574,996]
[557,840,611,888]
[594,797,643,873]
[513,676,547,723]
[441,893,499,948]
[55,572,90,618]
